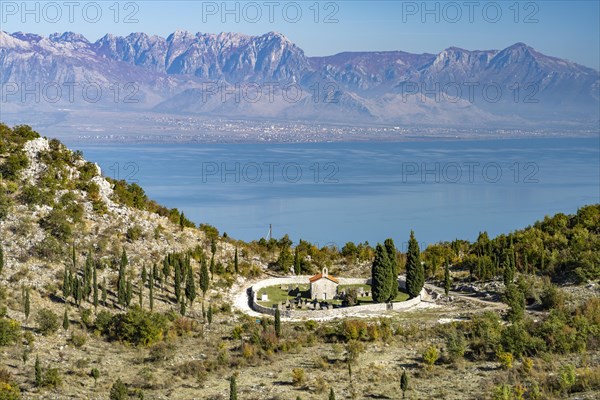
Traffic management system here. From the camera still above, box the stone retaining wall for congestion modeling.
[250,276,422,319]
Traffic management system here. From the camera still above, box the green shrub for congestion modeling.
[0,382,21,399]
[423,345,439,370]
[104,307,168,346]
[69,332,86,348]
[291,368,305,387]
[468,312,502,358]
[126,226,143,242]
[109,378,128,400]
[35,309,59,336]
[0,318,21,346]
[42,368,62,388]
[444,327,466,362]
[339,319,367,342]
[39,209,72,240]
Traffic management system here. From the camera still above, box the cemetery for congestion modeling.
[250,270,420,319]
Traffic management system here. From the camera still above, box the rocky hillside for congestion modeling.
[0,123,249,306]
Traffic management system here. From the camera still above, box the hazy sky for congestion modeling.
[2,1,599,68]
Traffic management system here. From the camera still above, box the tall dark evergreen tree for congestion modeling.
[444,262,451,297]
[93,261,98,310]
[138,278,143,308]
[149,270,154,312]
[63,308,69,330]
[24,287,30,322]
[274,308,281,338]
[503,252,514,287]
[72,241,76,269]
[207,303,213,325]
[200,256,210,297]
[34,355,42,387]
[293,247,301,275]
[0,242,4,276]
[229,375,237,400]
[400,370,408,399]
[185,262,196,306]
[125,277,133,307]
[180,298,186,316]
[117,249,128,306]
[405,231,424,298]
[384,238,399,301]
[84,252,93,300]
[174,259,182,304]
[329,388,336,400]
[63,265,71,299]
[141,264,147,286]
[234,248,239,275]
[209,253,215,280]
[371,244,392,303]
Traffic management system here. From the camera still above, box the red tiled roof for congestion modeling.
[309,273,339,284]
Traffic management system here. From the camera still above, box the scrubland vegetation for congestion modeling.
[0,124,599,399]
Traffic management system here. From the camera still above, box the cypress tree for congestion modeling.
[185,262,196,306]
[209,253,215,280]
[141,264,147,286]
[179,212,185,230]
[293,247,301,275]
[207,303,213,325]
[371,244,392,303]
[93,262,98,310]
[329,388,335,400]
[72,242,76,269]
[384,238,399,301]
[149,270,154,312]
[63,265,71,299]
[229,375,237,400]
[503,253,514,287]
[125,277,133,307]
[400,370,408,399]
[118,249,128,306]
[199,256,209,297]
[211,238,217,256]
[138,278,143,308]
[202,302,206,323]
[63,308,69,330]
[75,277,83,307]
[24,287,30,322]
[180,298,186,316]
[174,260,182,304]
[405,231,424,298]
[84,252,93,300]
[274,308,281,338]
[234,248,239,275]
[72,276,80,306]
[35,355,42,387]
[0,242,3,276]
[505,283,525,323]
[444,262,451,297]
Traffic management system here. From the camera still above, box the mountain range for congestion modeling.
[1,30,598,129]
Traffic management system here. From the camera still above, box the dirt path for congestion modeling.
[424,282,509,311]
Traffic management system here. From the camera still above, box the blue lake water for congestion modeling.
[69,137,600,249]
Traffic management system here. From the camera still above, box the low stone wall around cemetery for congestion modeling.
[250,276,423,319]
